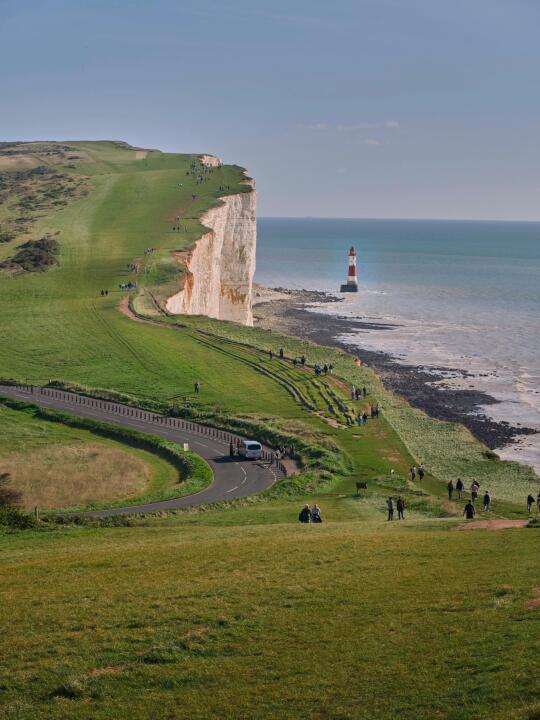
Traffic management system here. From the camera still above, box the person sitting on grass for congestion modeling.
[464,501,476,520]
[299,504,311,524]
[312,504,322,523]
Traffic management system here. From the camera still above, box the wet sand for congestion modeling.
[253,285,537,451]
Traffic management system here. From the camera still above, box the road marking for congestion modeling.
[226,485,239,493]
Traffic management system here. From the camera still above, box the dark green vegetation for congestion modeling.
[0,141,538,719]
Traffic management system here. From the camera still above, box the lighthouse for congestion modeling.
[340,246,359,292]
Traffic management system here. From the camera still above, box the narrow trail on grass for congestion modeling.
[456,519,528,530]
[0,385,285,517]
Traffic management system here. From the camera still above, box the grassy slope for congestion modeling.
[0,404,185,511]
[1,520,539,720]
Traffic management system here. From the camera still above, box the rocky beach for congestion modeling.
[253,285,538,454]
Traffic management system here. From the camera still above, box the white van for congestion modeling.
[238,440,262,460]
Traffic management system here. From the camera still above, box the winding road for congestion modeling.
[0,385,284,516]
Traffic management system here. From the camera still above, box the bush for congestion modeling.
[0,505,38,530]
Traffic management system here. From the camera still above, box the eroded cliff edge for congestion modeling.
[166,161,256,326]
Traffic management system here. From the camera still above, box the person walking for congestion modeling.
[229,441,235,457]
[312,504,322,523]
[299,504,312,523]
[269,350,273,360]
[351,385,356,400]
[279,348,284,359]
[418,463,425,481]
[194,381,200,394]
[362,386,367,397]
[386,497,394,521]
[397,496,405,520]
[537,492,540,513]
[456,478,464,499]
[463,500,476,520]
[410,466,417,481]
[483,491,491,512]
[300,355,306,366]
[447,480,454,501]
[471,481,479,503]
[526,494,535,513]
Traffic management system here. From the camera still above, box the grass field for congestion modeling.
[0,403,187,511]
[0,140,538,719]
[1,517,539,719]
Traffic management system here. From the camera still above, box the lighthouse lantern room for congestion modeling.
[339,246,359,292]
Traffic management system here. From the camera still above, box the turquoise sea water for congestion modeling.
[255,218,540,468]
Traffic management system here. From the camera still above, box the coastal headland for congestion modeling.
[0,141,538,720]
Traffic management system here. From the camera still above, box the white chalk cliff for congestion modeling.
[165,162,256,326]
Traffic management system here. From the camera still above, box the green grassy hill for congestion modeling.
[0,141,538,719]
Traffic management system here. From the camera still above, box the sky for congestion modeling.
[1,0,539,220]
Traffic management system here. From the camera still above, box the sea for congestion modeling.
[255,218,540,473]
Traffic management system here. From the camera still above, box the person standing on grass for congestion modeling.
[301,355,306,366]
[299,504,312,523]
[194,381,200,394]
[410,466,417,481]
[483,491,491,512]
[527,494,535,513]
[312,504,322,523]
[397,496,405,520]
[387,497,394,521]
[269,350,273,360]
[362,386,367,397]
[279,348,284,359]
[351,384,356,400]
[456,478,464,499]
[418,463,425,480]
[464,501,476,520]
[447,480,454,501]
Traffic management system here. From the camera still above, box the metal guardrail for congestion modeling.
[4,384,288,477]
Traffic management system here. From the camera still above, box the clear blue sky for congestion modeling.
[1,0,539,220]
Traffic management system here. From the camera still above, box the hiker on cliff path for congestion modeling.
[483,491,491,512]
[447,480,454,501]
[397,496,405,520]
[418,463,425,480]
[410,466,417,481]
[194,381,200,394]
[456,478,464,499]
[386,497,394,521]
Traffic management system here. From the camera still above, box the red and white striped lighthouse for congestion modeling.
[340,246,359,292]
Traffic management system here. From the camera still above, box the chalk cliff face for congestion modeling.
[165,174,256,326]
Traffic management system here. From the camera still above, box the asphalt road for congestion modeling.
[0,385,282,517]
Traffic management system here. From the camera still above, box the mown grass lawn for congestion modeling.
[0,518,538,720]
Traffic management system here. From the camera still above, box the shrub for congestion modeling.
[0,505,38,530]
